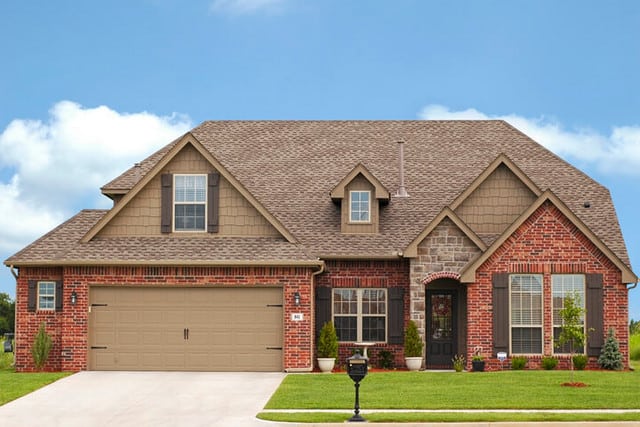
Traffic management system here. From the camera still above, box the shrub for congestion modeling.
[404,320,423,357]
[31,322,53,370]
[598,328,623,370]
[377,349,394,369]
[511,356,527,370]
[452,354,465,372]
[572,354,588,370]
[317,321,338,359]
[541,356,558,370]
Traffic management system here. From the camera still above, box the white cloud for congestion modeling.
[0,101,192,253]
[210,0,285,14]
[419,104,640,175]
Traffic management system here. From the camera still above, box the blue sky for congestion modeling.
[1,0,639,319]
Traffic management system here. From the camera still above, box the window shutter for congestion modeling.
[315,286,331,338]
[388,287,404,344]
[161,174,173,233]
[55,281,63,312]
[586,273,604,357]
[492,273,510,355]
[207,172,220,233]
[28,280,37,312]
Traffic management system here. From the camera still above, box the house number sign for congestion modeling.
[291,313,304,321]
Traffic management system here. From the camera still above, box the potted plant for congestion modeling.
[471,347,485,372]
[452,354,465,372]
[404,320,424,371]
[317,321,338,373]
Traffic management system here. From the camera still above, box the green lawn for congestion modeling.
[0,340,71,406]
[261,370,640,422]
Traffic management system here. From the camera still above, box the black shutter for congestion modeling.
[208,172,220,233]
[27,280,37,312]
[161,174,173,233]
[315,286,331,338]
[55,281,63,312]
[586,273,604,357]
[388,287,404,344]
[492,273,510,355]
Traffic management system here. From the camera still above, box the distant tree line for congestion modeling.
[631,318,640,336]
[0,293,15,335]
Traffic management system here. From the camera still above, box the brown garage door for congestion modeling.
[89,287,283,371]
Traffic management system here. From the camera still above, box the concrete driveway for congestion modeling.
[0,371,287,427]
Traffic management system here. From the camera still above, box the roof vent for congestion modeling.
[134,163,142,181]
[394,140,409,198]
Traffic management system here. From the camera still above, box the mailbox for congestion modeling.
[346,352,368,422]
[347,352,368,383]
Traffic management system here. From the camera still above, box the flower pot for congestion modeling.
[405,356,423,371]
[472,360,485,372]
[317,357,336,373]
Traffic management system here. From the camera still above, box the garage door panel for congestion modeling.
[89,287,283,371]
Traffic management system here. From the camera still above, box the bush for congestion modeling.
[598,328,623,370]
[452,354,465,372]
[404,320,423,357]
[317,321,338,359]
[511,356,527,370]
[541,356,558,370]
[572,354,588,370]
[377,349,394,369]
[31,322,53,370]
[630,333,640,361]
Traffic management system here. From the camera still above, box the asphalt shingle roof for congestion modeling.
[6,120,632,268]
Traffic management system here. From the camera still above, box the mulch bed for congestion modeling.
[561,382,588,387]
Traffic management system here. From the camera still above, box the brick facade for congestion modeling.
[14,265,315,372]
[469,201,629,370]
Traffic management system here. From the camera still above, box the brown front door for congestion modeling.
[426,290,457,369]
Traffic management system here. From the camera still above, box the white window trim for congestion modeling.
[173,174,207,233]
[349,190,371,224]
[552,274,586,355]
[37,281,56,311]
[509,274,544,355]
[332,288,387,343]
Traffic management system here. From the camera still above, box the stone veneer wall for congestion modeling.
[409,217,482,334]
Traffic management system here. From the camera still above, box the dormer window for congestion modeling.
[174,174,206,231]
[350,191,371,223]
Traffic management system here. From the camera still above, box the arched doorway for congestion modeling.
[423,276,467,369]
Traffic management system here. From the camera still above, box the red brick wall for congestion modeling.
[316,259,410,369]
[14,265,314,372]
[469,201,629,371]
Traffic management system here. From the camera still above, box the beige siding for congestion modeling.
[99,144,280,237]
[340,174,379,234]
[454,164,537,235]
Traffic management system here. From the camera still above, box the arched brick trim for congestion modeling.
[422,271,461,285]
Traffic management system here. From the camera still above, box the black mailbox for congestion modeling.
[346,352,368,422]
[347,352,368,382]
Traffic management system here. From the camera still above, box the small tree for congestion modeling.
[597,328,624,370]
[555,293,587,383]
[404,320,423,357]
[317,321,338,359]
[31,322,53,371]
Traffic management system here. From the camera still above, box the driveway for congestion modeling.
[0,371,287,427]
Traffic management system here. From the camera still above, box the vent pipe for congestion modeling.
[395,140,409,198]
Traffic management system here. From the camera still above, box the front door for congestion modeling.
[426,290,457,369]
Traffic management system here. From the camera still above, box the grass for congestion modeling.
[260,370,640,422]
[0,339,71,406]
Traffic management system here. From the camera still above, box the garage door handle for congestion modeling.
[266,347,282,350]
[266,304,283,307]
[91,346,107,350]
[183,328,190,340]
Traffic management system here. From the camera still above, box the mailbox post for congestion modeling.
[346,352,368,422]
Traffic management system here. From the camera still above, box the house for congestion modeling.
[5,120,637,372]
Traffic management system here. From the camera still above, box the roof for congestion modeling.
[6,120,634,275]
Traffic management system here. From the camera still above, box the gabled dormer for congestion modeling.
[330,163,390,234]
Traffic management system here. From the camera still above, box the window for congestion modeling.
[38,281,56,310]
[333,288,386,342]
[349,191,370,223]
[552,274,585,354]
[510,274,543,354]
[174,175,206,231]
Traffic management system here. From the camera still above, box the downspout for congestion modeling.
[9,265,18,368]
[627,279,638,370]
[309,261,326,371]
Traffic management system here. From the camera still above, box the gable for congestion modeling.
[95,141,280,239]
[454,163,538,236]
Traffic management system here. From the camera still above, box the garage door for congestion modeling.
[89,287,283,371]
